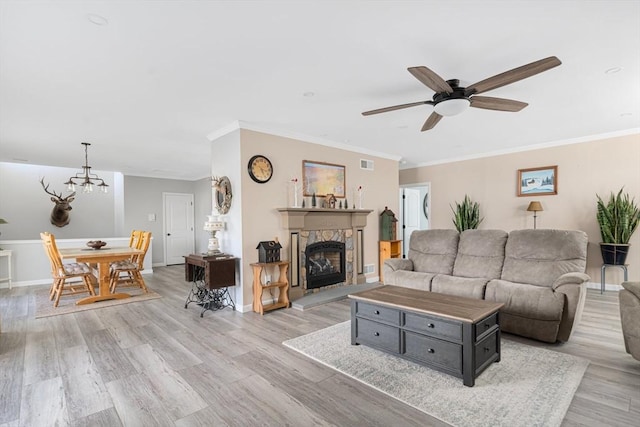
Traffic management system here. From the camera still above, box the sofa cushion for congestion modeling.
[485,279,564,321]
[431,275,487,300]
[408,229,459,275]
[501,229,588,287]
[386,270,435,292]
[453,229,508,280]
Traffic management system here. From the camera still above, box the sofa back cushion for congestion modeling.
[453,229,508,280]
[501,229,588,287]
[408,229,459,275]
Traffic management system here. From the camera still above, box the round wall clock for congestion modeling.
[248,155,273,183]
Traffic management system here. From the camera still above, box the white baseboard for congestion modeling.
[366,276,380,283]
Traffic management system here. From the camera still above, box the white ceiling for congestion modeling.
[1,1,639,181]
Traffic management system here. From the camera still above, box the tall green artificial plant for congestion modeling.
[451,195,483,232]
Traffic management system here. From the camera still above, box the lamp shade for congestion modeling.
[527,201,543,212]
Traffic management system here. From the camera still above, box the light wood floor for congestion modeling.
[1,266,638,426]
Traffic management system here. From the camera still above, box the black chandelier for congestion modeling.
[64,142,109,193]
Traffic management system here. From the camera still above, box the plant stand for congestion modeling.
[600,264,628,294]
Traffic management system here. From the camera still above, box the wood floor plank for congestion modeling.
[22,330,59,386]
[105,373,175,426]
[0,317,26,424]
[81,328,138,383]
[123,343,208,420]
[58,345,113,420]
[69,407,123,427]
[20,376,69,426]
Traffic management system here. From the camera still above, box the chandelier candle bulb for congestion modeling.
[64,142,109,194]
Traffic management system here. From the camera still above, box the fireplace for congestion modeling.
[305,241,346,289]
[278,207,372,300]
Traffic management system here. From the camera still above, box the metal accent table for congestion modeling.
[184,253,237,317]
[600,264,628,294]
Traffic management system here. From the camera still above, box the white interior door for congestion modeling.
[163,193,194,265]
[402,188,421,257]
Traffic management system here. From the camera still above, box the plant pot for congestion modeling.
[599,243,630,265]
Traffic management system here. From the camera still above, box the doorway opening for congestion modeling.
[399,183,430,258]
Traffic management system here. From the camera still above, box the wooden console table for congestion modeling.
[184,253,237,316]
[251,261,290,314]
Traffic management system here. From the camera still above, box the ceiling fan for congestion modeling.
[362,56,561,131]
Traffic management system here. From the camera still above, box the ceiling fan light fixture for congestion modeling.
[433,98,470,116]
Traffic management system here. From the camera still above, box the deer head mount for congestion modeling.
[40,178,75,227]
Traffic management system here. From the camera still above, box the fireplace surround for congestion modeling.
[278,207,372,300]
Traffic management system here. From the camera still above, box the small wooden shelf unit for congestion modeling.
[379,240,402,282]
[251,261,290,314]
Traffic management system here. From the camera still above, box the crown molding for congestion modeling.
[207,120,402,161]
[402,128,640,170]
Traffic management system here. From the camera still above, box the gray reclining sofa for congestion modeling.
[383,229,590,343]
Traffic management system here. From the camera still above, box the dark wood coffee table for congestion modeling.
[349,285,504,387]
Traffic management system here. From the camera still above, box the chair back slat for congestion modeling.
[40,232,65,276]
[134,231,152,268]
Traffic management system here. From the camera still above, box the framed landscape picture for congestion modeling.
[517,165,558,197]
[303,160,345,197]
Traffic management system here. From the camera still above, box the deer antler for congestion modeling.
[40,178,75,200]
[40,178,62,199]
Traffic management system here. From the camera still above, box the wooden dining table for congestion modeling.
[59,246,144,305]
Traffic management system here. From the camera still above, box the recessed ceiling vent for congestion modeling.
[360,159,374,171]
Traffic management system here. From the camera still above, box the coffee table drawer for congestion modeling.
[404,312,462,341]
[475,330,499,370]
[355,302,400,325]
[475,312,498,339]
[355,318,400,353]
[403,331,462,373]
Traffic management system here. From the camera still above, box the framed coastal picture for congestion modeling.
[302,160,345,197]
[517,165,558,196]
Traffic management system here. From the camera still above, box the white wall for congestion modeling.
[0,162,117,239]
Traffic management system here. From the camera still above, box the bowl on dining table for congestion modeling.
[86,240,107,250]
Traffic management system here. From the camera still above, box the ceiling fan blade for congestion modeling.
[465,56,561,96]
[408,66,453,94]
[421,112,443,131]
[362,101,430,116]
[470,96,528,112]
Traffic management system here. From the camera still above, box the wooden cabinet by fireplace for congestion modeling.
[379,240,401,282]
[251,261,290,314]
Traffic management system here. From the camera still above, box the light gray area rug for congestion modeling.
[35,287,162,318]
[283,321,588,427]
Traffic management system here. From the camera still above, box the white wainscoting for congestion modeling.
[0,237,153,288]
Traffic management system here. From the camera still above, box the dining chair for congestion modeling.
[40,232,95,307]
[109,230,151,293]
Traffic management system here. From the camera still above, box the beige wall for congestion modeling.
[211,129,399,311]
[399,133,640,284]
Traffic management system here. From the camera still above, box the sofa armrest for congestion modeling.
[384,258,413,272]
[552,272,590,289]
[552,273,590,342]
[383,258,414,285]
[622,281,640,300]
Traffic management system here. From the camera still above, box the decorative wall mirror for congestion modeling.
[212,176,232,215]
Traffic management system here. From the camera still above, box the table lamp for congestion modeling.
[204,215,225,254]
[527,201,543,229]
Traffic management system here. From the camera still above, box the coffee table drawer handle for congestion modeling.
[427,323,435,328]
[484,347,491,353]
[427,348,435,353]
[374,332,380,336]
[374,310,380,315]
